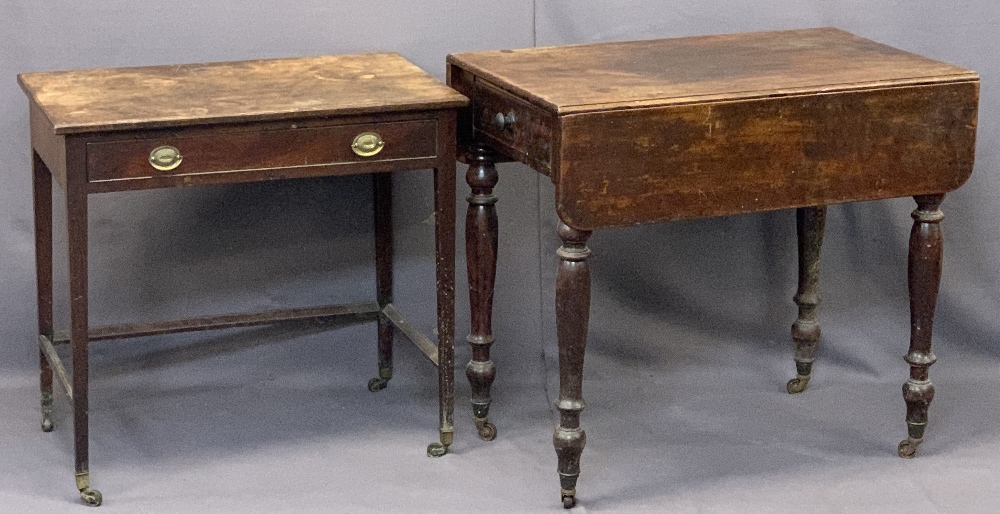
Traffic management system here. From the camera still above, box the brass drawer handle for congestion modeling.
[493,111,517,132]
[352,132,385,157]
[148,145,183,171]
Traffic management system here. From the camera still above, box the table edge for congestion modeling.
[557,74,980,115]
[17,53,470,135]
[446,53,977,116]
[32,100,467,136]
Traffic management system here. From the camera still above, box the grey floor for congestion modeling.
[3,187,1000,513]
[2,295,999,514]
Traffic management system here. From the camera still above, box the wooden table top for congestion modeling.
[447,27,977,114]
[19,53,468,135]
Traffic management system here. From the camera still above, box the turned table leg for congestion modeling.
[32,151,55,432]
[369,172,394,393]
[465,145,499,441]
[787,206,826,394]
[553,221,592,509]
[898,194,944,458]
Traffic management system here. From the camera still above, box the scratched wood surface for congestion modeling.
[19,53,467,134]
[449,28,979,230]
[85,119,438,183]
[447,27,977,114]
[556,81,979,230]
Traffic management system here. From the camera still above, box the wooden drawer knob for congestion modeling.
[352,132,385,157]
[492,111,517,132]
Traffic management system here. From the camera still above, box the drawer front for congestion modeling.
[472,81,554,171]
[87,119,438,182]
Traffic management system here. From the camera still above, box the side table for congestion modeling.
[447,28,979,508]
[19,53,467,506]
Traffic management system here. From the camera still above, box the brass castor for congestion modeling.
[786,376,810,394]
[476,420,497,441]
[80,487,102,507]
[41,393,54,432]
[367,377,388,393]
[898,437,922,459]
[561,491,576,509]
[427,442,448,458]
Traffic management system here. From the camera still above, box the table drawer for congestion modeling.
[472,81,554,170]
[87,119,438,182]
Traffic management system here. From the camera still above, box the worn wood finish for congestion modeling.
[380,304,439,365]
[465,145,499,441]
[371,172,395,393]
[787,206,827,394]
[32,151,55,432]
[18,53,466,134]
[471,81,555,173]
[64,137,102,506]
[39,335,73,399]
[898,194,944,458]
[86,119,437,183]
[30,104,66,188]
[450,28,979,508]
[447,28,976,115]
[24,54,466,504]
[74,304,381,343]
[446,65,478,158]
[556,83,976,230]
[554,222,592,509]
[433,110,458,454]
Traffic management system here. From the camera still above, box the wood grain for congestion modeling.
[30,103,66,188]
[23,52,464,503]
[448,28,976,114]
[556,81,978,230]
[471,81,555,173]
[86,119,437,182]
[19,53,467,134]
[451,27,981,509]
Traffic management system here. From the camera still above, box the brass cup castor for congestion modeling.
[80,487,102,507]
[561,490,577,509]
[898,437,923,459]
[41,393,54,432]
[475,419,497,441]
[367,377,388,392]
[76,472,102,507]
[786,375,810,394]
[427,430,453,458]
[427,443,448,458]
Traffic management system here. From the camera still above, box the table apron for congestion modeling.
[81,118,442,192]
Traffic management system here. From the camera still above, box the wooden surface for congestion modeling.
[470,81,555,173]
[19,53,467,134]
[452,27,980,509]
[85,119,437,183]
[449,28,980,230]
[25,54,463,504]
[448,27,976,114]
[556,81,978,230]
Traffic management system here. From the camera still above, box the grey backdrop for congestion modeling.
[2,1,999,512]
